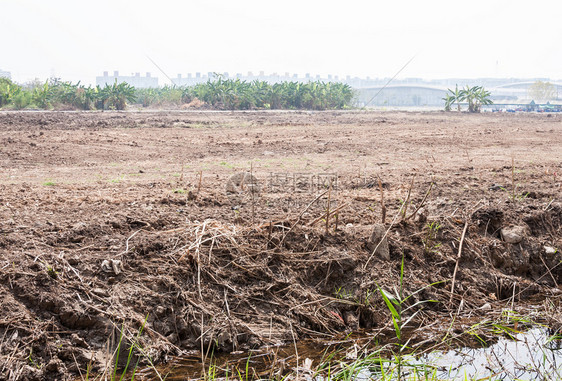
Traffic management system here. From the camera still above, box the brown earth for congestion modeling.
[0,110,561,380]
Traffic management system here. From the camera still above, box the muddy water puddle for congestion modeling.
[135,326,561,380]
[422,328,562,380]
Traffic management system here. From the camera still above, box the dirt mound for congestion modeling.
[1,184,560,380]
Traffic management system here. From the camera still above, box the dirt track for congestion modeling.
[0,110,561,380]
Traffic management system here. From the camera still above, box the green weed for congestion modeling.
[46,265,58,279]
[422,221,442,254]
[85,315,165,381]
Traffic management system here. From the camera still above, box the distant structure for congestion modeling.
[0,69,11,80]
[172,72,353,86]
[355,78,562,107]
[96,71,158,88]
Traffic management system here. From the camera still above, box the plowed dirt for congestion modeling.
[0,110,560,380]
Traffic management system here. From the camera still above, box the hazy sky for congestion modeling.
[3,0,562,84]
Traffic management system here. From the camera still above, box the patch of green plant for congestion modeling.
[43,180,56,186]
[0,77,21,107]
[443,84,493,113]
[46,265,58,279]
[1,76,356,111]
[84,315,166,381]
[219,161,235,169]
[375,254,441,380]
[422,221,442,254]
[334,286,354,300]
[110,175,125,184]
[27,347,41,369]
[334,286,377,307]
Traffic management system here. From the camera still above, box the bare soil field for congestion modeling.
[0,110,561,380]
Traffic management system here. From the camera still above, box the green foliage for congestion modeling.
[446,84,464,112]
[444,84,493,113]
[136,85,183,107]
[1,77,354,111]
[0,77,21,107]
[11,90,34,109]
[422,221,442,254]
[442,94,455,111]
[462,85,493,113]
[166,77,354,110]
[31,81,52,109]
[46,265,58,279]
[99,81,136,110]
[376,254,442,380]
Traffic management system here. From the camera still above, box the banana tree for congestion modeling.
[464,85,493,113]
[80,86,98,110]
[442,94,455,111]
[474,86,493,112]
[446,84,464,112]
[0,78,21,107]
[99,81,136,110]
[32,81,51,109]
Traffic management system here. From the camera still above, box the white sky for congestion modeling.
[2,0,562,85]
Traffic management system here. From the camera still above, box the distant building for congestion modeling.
[173,71,350,86]
[0,69,11,80]
[96,71,158,88]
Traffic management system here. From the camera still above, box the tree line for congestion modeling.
[0,77,355,111]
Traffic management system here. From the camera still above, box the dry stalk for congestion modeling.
[179,161,184,183]
[378,178,386,224]
[200,312,206,379]
[449,221,469,305]
[509,281,517,321]
[511,156,515,200]
[308,203,348,227]
[250,162,255,226]
[325,179,332,235]
[405,181,434,221]
[402,175,416,218]
[363,201,406,270]
[116,228,145,258]
[277,190,329,248]
[539,255,559,287]
[290,323,299,381]
[197,170,203,197]
[174,220,237,299]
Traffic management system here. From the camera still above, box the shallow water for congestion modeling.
[422,328,561,380]
[137,327,562,380]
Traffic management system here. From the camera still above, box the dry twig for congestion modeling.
[449,221,469,305]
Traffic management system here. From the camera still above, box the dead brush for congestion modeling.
[175,219,238,298]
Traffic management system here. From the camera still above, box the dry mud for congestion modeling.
[0,110,561,380]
